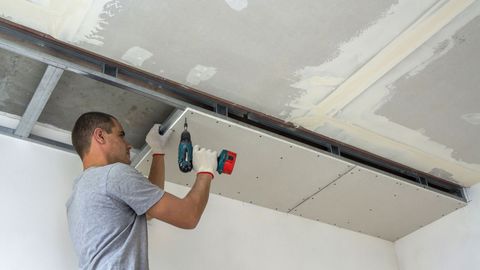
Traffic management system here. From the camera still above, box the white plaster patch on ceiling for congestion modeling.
[0,0,64,34]
[224,0,248,11]
[461,113,480,125]
[58,0,122,46]
[315,118,480,185]
[27,0,50,6]
[0,0,121,46]
[287,74,343,118]
[121,46,153,67]
[186,65,217,86]
[339,108,480,178]
[285,0,438,120]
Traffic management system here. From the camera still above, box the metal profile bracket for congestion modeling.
[216,104,228,116]
[14,65,64,138]
[103,63,118,77]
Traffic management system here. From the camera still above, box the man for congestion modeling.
[66,112,217,269]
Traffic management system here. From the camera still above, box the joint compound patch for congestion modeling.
[59,0,122,46]
[186,65,217,85]
[27,0,50,6]
[225,0,248,11]
[461,113,480,125]
[284,0,477,124]
[288,72,344,118]
[121,46,153,67]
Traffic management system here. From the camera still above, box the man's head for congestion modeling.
[72,112,132,165]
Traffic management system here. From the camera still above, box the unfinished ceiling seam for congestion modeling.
[287,165,357,214]
[290,0,474,127]
[285,0,440,120]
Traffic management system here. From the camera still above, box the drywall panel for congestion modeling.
[137,108,466,240]
[0,133,399,270]
[394,183,480,270]
[292,166,466,241]
[136,109,354,212]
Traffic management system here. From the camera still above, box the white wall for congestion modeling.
[0,133,398,270]
[395,183,480,270]
[0,134,82,269]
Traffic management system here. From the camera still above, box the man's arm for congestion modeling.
[147,173,212,229]
[147,145,217,229]
[145,124,171,220]
[145,123,171,189]
[148,154,165,189]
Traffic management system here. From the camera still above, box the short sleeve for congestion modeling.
[106,163,164,215]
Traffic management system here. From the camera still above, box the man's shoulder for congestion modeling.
[108,162,136,173]
[106,162,144,181]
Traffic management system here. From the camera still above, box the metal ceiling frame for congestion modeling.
[14,65,63,138]
[0,18,466,201]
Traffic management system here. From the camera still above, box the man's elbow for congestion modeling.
[182,215,200,230]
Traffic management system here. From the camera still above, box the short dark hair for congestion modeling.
[71,112,116,159]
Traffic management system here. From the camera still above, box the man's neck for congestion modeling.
[83,156,110,170]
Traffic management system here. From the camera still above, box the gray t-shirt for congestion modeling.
[66,162,164,270]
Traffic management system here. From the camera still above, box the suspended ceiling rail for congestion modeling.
[14,65,63,138]
[0,18,466,201]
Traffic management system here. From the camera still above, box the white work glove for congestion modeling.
[193,145,217,178]
[146,124,172,155]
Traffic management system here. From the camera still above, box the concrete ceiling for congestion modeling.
[0,0,479,186]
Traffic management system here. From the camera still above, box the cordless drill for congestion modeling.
[178,118,193,172]
[176,118,236,174]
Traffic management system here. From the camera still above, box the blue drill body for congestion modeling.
[178,118,193,172]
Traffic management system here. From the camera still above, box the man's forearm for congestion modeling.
[148,154,165,189]
[186,173,212,223]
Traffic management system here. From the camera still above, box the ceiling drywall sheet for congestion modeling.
[292,166,466,241]
[376,15,480,167]
[64,0,434,117]
[136,108,466,241]
[0,0,433,116]
[1,0,479,187]
[0,48,47,117]
[37,70,175,148]
[136,109,355,212]
[71,0,406,116]
[332,6,480,186]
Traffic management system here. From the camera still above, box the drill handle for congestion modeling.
[178,143,193,173]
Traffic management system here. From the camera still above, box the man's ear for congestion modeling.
[92,128,106,144]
